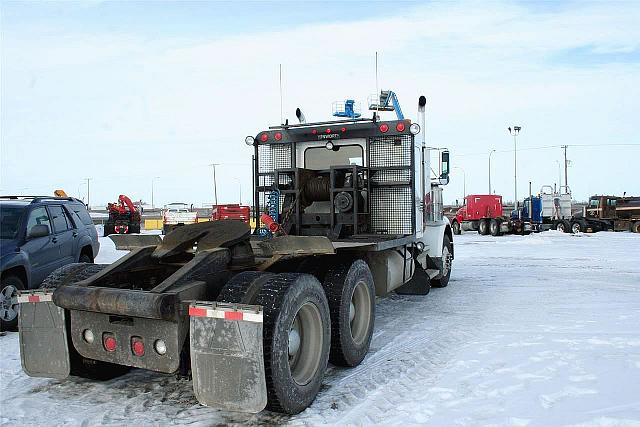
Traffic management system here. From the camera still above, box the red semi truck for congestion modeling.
[451,194,531,236]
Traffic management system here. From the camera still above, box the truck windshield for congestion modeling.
[304,145,363,170]
[0,205,25,239]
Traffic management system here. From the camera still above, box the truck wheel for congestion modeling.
[478,219,489,235]
[256,273,330,414]
[556,221,566,233]
[323,259,375,367]
[489,219,501,236]
[217,271,274,303]
[452,221,461,235]
[431,235,453,288]
[0,275,25,331]
[632,221,640,233]
[40,264,131,380]
[571,221,582,234]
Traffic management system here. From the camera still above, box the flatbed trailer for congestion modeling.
[17,94,454,415]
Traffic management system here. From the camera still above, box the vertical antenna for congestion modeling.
[375,52,379,117]
[279,64,284,125]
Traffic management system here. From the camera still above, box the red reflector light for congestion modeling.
[189,306,207,317]
[325,128,331,134]
[396,122,406,132]
[259,133,268,142]
[312,129,317,135]
[132,338,145,357]
[379,124,389,133]
[225,311,244,321]
[274,132,282,141]
[341,127,347,132]
[104,336,117,352]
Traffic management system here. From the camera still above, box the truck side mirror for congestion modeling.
[28,224,50,239]
[439,150,450,184]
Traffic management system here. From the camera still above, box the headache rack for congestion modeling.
[253,120,415,241]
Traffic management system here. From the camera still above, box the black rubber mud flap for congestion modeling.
[189,301,267,413]
[18,290,71,379]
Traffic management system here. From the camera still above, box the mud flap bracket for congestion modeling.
[189,302,267,413]
[18,290,71,379]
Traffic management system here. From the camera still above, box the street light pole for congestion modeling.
[508,126,521,207]
[488,149,496,194]
[85,178,92,210]
[209,163,219,207]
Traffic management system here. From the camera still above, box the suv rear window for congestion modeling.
[69,203,94,226]
[48,205,71,233]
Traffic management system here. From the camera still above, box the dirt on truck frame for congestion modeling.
[17,94,454,415]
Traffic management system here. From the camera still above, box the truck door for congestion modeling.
[21,207,58,286]
[47,205,76,266]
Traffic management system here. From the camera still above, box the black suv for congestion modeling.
[0,196,100,330]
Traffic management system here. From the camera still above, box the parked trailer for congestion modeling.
[17,94,454,415]
[211,204,250,223]
[569,195,640,233]
[451,194,531,236]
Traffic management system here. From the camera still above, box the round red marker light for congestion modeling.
[274,132,283,141]
[104,336,117,352]
[312,129,318,135]
[259,133,269,142]
[396,122,406,132]
[132,339,145,357]
[379,124,389,133]
[325,128,332,134]
[341,127,347,132]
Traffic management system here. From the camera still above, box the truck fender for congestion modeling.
[421,218,453,263]
[18,290,71,379]
[189,301,267,413]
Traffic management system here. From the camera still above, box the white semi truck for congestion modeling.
[17,94,453,415]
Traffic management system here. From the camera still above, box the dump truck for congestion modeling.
[451,194,531,236]
[569,194,640,233]
[162,203,198,234]
[17,94,454,415]
[104,194,141,236]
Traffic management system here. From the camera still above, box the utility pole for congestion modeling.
[508,126,521,207]
[85,178,92,210]
[488,149,496,194]
[562,145,568,188]
[209,163,219,207]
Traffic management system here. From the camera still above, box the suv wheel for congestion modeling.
[0,275,25,331]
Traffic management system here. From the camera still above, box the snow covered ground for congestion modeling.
[1,231,639,426]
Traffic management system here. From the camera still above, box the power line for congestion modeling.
[456,142,639,157]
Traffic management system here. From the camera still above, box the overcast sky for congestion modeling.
[1,1,639,207]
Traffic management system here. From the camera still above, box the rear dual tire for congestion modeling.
[219,272,331,415]
[489,219,501,236]
[478,219,489,235]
